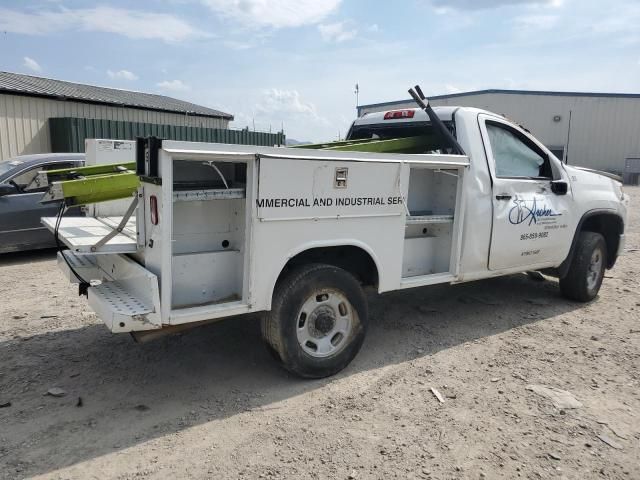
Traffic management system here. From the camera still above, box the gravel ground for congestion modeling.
[0,187,638,480]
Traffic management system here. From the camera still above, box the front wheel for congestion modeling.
[261,263,368,378]
[559,231,607,302]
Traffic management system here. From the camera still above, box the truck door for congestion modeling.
[479,114,573,270]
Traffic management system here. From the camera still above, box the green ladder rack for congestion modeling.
[291,134,437,154]
[41,134,435,206]
[40,161,139,206]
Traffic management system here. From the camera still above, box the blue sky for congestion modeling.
[0,0,638,141]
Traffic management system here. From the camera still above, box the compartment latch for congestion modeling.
[334,167,348,188]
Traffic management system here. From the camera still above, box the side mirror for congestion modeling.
[551,180,568,195]
[0,183,18,197]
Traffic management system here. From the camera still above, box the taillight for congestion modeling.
[384,110,415,120]
[150,195,158,225]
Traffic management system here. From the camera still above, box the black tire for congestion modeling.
[261,263,368,378]
[559,231,607,302]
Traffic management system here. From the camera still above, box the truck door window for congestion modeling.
[486,122,552,179]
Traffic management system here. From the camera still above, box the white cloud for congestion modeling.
[239,88,331,141]
[430,0,562,8]
[506,1,640,45]
[223,40,253,50]
[592,4,640,37]
[318,22,357,43]
[256,89,318,116]
[157,80,190,92]
[201,0,342,28]
[444,84,462,94]
[255,88,330,125]
[515,14,559,29]
[107,69,139,81]
[0,7,206,43]
[23,56,41,72]
[367,24,379,33]
[434,6,454,14]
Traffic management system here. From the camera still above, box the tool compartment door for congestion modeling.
[251,154,408,303]
[256,156,405,221]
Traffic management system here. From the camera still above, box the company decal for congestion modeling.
[257,196,403,208]
[114,141,133,150]
[508,197,561,226]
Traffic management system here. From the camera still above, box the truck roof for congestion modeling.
[353,106,495,126]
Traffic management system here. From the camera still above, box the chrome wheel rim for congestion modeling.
[296,290,355,358]
[586,248,603,291]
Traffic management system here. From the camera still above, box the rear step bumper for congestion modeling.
[58,251,161,333]
[89,281,157,333]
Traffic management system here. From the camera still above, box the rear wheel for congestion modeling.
[261,263,367,378]
[559,231,607,302]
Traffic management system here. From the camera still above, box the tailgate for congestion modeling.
[42,216,138,254]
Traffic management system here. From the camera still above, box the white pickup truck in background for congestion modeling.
[44,88,629,378]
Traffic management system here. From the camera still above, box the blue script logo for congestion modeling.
[508,197,560,226]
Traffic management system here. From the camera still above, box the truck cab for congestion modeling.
[348,106,628,281]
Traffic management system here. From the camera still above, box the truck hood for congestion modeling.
[571,166,623,183]
[564,164,628,215]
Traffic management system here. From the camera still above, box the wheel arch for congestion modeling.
[557,209,624,277]
[265,241,382,309]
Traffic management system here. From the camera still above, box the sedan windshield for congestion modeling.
[0,159,22,177]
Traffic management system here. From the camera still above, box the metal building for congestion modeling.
[358,89,640,178]
[0,71,234,161]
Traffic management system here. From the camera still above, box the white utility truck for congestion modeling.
[43,87,629,378]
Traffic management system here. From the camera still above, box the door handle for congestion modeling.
[495,194,512,201]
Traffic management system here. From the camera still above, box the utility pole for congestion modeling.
[354,83,359,112]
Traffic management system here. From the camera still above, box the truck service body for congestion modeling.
[43,100,629,378]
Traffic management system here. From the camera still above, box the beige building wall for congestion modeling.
[358,93,640,174]
[0,93,229,160]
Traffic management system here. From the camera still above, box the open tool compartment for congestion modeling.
[401,165,462,278]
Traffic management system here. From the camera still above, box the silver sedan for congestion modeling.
[0,153,84,253]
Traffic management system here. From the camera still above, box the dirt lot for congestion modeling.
[1,188,638,480]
